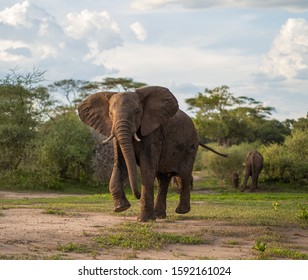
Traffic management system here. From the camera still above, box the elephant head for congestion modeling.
[77,86,179,199]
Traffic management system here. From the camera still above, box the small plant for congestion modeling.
[272,202,281,211]
[298,205,308,220]
[43,209,66,216]
[57,242,91,253]
[253,240,267,253]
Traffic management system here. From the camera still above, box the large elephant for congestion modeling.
[78,86,227,221]
[241,150,263,192]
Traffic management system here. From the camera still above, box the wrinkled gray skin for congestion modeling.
[78,86,226,221]
[241,150,263,192]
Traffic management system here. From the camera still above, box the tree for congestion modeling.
[48,78,148,111]
[100,77,147,92]
[292,114,308,131]
[186,85,282,145]
[0,69,51,169]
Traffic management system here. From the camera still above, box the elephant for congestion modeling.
[231,172,239,189]
[172,175,193,194]
[78,86,227,221]
[241,150,263,192]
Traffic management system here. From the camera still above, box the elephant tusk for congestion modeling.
[134,132,141,142]
[102,134,114,144]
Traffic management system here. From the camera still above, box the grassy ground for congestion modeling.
[0,171,308,260]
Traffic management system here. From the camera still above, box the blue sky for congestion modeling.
[0,0,308,120]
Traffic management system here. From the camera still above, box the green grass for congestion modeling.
[1,175,307,260]
[43,209,66,215]
[57,243,92,254]
[94,222,205,250]
[265,248,308,260]
[1,191,307,227]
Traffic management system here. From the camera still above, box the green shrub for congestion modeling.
[261,129,308,183]
[196,142,261,187]
[37,112,95,182]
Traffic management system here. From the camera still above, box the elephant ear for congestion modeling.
[77,92,117,136]
[136,86,179,136]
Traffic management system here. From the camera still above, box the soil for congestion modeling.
[0,191,307,260]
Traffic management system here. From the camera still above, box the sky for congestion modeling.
[0,0,308,120]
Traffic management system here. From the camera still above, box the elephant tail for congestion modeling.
[199,142,228,157]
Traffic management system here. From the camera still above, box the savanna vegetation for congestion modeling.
[0,69,307,260]
[0,69,307,192]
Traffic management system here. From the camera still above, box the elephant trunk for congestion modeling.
[115,119,141,199]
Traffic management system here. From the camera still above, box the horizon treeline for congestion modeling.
[0,69,307,191]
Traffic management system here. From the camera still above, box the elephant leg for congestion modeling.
[175,176,191,214]
[109,141,131,212]
[109,167,131,212]
[138,171,156,222]
[251,173,259,192]
[154,173,172,219]
[138,141,161,222]
[241,171,250,192]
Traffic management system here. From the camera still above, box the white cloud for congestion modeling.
[131,0,308,11]
[0,2,123,79]
[98,44,258,87]
[260,18,308,80]
[131,0,177,11]
[130,21,147,41]
[65,10,120,40]
[64,9,122,61]
[0,0,32,27]
[0,1,65,72]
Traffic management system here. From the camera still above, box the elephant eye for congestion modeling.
[135,108,142,115]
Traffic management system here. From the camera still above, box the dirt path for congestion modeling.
[0,192,308,260]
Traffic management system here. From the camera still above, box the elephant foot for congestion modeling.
[137,212,156,222]
[175,204,191,214]
[113,200,131,212]
[154,211,166,219]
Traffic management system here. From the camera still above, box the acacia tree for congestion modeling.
[100,77,147,92]
[48,78,147,109]
[185,85,288,145]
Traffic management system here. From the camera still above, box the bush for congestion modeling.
[195,142,261,187]
[37,112,95,182]
[261,129,308,184]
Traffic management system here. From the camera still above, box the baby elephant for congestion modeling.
[241,150,263,192]
[231,172,239,189]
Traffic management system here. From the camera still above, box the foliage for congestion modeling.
[0,70,150,191]
[48,79,86,109]
[195,142,261,187]
[100,77,147,91]
[261,127,308,183]
[58,243,92,253]
[298,205,308,220]
[37,111,95,181]
[186,85,289,145]
[253,240,267,252]
[0,69,52,170]
[0,68,306,191]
